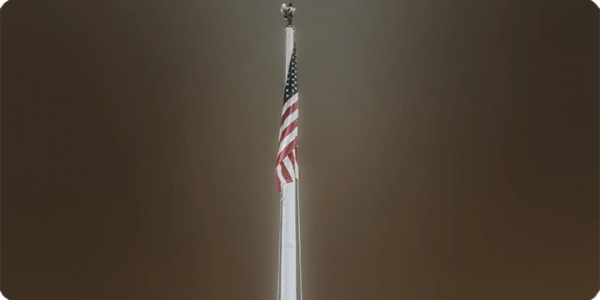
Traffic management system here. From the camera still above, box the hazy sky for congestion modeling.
[2,0,598,299]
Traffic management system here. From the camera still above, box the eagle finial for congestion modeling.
[280,3,295,26]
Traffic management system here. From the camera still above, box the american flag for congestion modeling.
[276,47,299,193]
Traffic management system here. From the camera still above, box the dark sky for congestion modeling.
[1,0,598,299]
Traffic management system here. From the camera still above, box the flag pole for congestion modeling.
[279,4,300,300]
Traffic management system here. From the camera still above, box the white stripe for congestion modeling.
[278,127,298,154]
[283,156,295,181]
[277,165,287,187]
[280,94,298,116]
[279,109,299,139]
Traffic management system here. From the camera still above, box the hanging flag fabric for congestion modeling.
[276,47,299,193]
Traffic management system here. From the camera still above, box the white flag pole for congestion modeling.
[280,182,298,300]
[279,4,300,300]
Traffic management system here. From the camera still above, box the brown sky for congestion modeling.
[1,0,598,299]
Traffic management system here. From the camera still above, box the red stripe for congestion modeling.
[278,119,298,146]
[280,163,293,183]
[280,102,299,125]
[294,150,299,179]
[276,137,297,167]
[287,152,296,175]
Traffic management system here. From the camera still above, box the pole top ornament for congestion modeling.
[280,3,295,26]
